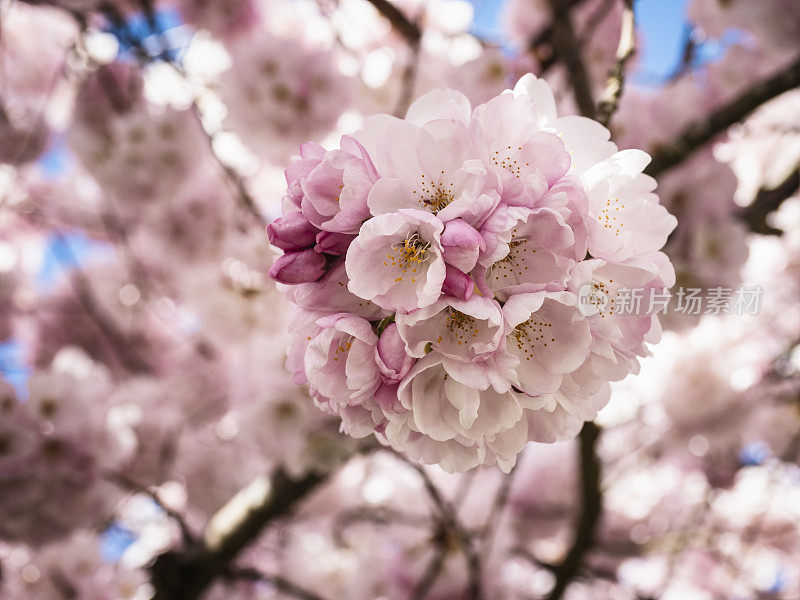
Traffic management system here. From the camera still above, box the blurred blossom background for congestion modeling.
[1,0,799,599]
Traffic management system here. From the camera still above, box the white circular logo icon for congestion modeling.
[577,283,608,316]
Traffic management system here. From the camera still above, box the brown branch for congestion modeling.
[547,0,595,118]
[363,0,421,44]
[546,422,602,600]
[149,469,323,600]
[595,0,636,127]
[738,166,800,235]
[645,54,800,178]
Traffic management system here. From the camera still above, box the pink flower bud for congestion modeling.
[375,323,415,384]
[268,248,326,284]
[266,212,318,251]
[441,218,484,273]
[442,264,474,300]
[315,231,355,255]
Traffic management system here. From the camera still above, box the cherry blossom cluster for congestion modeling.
[268,74,677,472]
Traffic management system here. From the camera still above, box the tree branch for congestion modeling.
[547,0,595,118]
[738,166,800,234]
[528,0,585,74]
[595,0,636,127]
[149,469,323,600]
[546,422,602,600]
[645,54,800,178]
[363,0,421,44]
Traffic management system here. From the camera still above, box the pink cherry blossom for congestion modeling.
[345,209,446,311]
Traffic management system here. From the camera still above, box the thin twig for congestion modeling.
[227,566,334,600]
[189,103,263,224]
[595,0,635,127]
[667,23,697,81]
[332,505,433,546]
[480,462,518,544]
[51,231,153,374]
[390,451,483,600]
[410,540,449,600]
[645,54,800,178]
[105,472,196,543]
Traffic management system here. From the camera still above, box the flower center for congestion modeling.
[332,335,353,362]
[511,315,554,360]
[491,145,529,178]
[586,279,615,318]
[385,232,431,283]
[412,173,454,213]
[489,235,533,281]
[598,198,624,236]
[437,307,480,346]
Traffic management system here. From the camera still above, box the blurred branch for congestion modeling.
[358,0,421,117]
[393,452,483,600]
[738,166,800,235]
[363,0,421,44]
[547,0,595,118]
[149,469,323,600]
[227,566,333,600]
[51,231,154,374]
[545,422,602,600]
[645,54,800,178]
[410,540,449,600]
[595,0,635,127]
[577,0,616,49]
[528,0,584,73]
[105,472,196,544]
[394,38,421,117]
[189,104,264,225]
[667,24,698,81]
[479,463,518,551]
[511,546,557,572]
[333,505,432,546]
